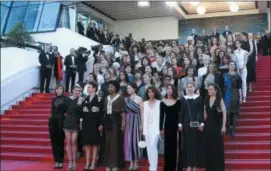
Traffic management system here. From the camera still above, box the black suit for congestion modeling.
[75,54,88,83]
[222,31,232,37]
[64,55,77,92]
[191,34,199,44]
[201,35,209,46]
[210,32,220,40]
[39,52,54,93]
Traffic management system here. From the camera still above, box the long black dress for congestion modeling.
[204,97,225,171]
[179,95,205,168]
[49,95,69,163]
[80,95,103,145]
[247,40,257,83]
[160,100,182,171]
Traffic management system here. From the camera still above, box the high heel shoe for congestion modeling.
[68,160,73,171]
[58,163,63,169]
[133,163,139,170]
[72,160,76,170]
[89,163,95,171]
[84,163,90,171]
[54,162,59,169]
[128,162,133,171]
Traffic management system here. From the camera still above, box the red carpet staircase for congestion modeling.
[1,56,270,171]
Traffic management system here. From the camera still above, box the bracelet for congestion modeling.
[200,123,205,127]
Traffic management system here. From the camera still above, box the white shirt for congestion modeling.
[143,100,161,136]
[198,67,208,78]
[71,56,75,65]
[234,49,248,70]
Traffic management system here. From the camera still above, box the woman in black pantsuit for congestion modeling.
[160,85,182,171]
[49,85,69,169]
[80,82,104,171]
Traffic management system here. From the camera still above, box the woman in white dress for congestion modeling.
[142,86,163,171]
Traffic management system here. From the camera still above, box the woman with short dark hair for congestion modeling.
[80,82,103,170]
[49,85,69,169]
[103,81,126,171]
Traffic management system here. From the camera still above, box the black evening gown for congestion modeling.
[160,100,182,171]
[80,95,103,145]
[204,97,225,171]
[179,96,205,168]
[247,40,257,83]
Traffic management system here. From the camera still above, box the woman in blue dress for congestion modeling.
[223,61,242,136]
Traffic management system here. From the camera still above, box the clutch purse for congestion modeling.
[138,135,147,148]
[190,121,200,128]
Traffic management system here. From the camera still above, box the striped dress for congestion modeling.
[124,97,143,161]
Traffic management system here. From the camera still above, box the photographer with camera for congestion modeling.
[76,47,90,84]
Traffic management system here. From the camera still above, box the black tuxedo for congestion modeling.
[191,33,199,43]
[210,32,220,40]
[87,27,98,41]
[201,34,209,46]
[39,52,54,93]
[75,54,88,83]
[64,55,77,92]
[222,30,232,37]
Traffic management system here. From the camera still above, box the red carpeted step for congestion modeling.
[237,118,270,126]
[1,145,51,154]
[240,106,270,112]
[235,125,271,133]
[225,141,271,150]
[225,150,271,160]
[247,96,270,101]
[2,114,50,119]
[1,118,48,125]
[239,112,270,119]
[229,133,271,141]
[1,124,48,131]
[241,101,271,107]
[1,137,50,146]
[1,130,49,139]
[225,159,271,170]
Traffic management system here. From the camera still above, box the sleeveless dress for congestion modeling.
[124,97,143,161]
[63,97,81,132]
[204,97,225,171]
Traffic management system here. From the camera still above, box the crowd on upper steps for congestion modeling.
[41,25,271,171]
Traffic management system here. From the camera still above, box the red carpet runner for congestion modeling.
[1,56,270,171]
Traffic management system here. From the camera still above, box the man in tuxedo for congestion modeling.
[39,45,54,93]
[223,25,232,38]
[201,29,209,46]
[75,48,89,83]
[191,28,199,44]
[77,17,85,35]
[64,48,77,92]
[211,27,220,40]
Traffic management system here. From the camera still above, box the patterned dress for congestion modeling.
[124,97,143,161]
[223,73,242,114]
